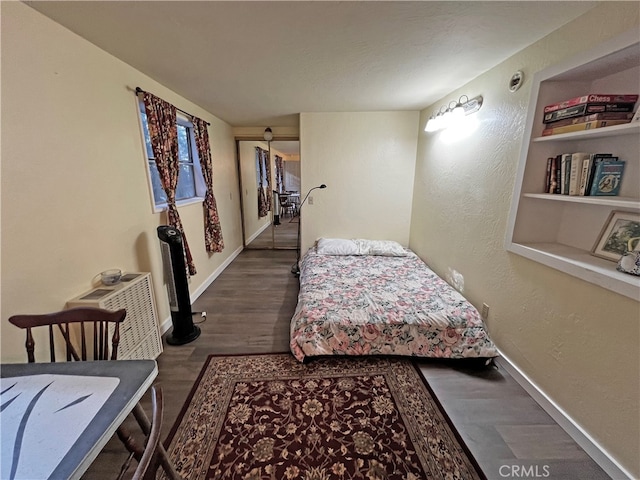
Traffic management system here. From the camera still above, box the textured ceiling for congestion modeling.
[26,1,598,127]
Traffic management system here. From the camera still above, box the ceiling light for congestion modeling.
[263,127,273,142]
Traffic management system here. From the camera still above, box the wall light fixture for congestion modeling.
[424,95,483,133]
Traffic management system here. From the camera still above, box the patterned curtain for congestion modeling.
[263,148,272,211]
[256,147,268,218]
[142,92,196,275]
[192,117,224,253]
[275,155,284,193]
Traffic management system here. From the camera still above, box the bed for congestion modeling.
[290,238,498,362]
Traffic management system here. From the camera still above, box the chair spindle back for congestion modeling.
[9,307,127,363]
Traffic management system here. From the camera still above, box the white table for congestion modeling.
[1,360,157,480]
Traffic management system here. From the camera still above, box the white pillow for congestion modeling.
[354,239,407,256]
[316,238,360,255]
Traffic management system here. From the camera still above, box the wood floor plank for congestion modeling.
[245,216,298,249]
[438,397,559,425]
[419,361,611,479]
[495,425,590,460]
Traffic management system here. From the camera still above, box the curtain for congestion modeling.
[275,155,284,193]
[263,148,272,211]
[192,117,224,253]
[256,147,268,218]
[142,92,196,275]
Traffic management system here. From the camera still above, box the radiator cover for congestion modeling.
[67,272,163,360]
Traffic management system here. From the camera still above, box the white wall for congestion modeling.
[410,3,639,475]
[1,2,243,362]
[299,112,419,253]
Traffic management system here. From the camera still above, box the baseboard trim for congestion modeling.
[496,350,633,480]
[191,245,244,301]
[159,245,244,335]
[159,315,171,335]
[245,222,271,245]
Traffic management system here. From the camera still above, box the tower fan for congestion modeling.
[157,225,201,345]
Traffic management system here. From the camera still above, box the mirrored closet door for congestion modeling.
[237,139,300,249]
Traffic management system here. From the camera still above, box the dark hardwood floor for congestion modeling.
[246,214,298,249]
[84,249,611,480]
[418,360,611,479]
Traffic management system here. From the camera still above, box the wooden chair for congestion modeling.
[118,385,164,480]
[8,307,126,363]
[279,194,295,217]
[8,307,182,480]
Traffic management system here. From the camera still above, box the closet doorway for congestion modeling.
[237,139,300,250]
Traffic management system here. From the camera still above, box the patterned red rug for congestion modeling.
[161,354,484,480]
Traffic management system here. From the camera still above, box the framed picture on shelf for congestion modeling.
[592,211,640,261]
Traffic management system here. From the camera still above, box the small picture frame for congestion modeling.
[592,211,640,262]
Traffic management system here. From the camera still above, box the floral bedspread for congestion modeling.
[290,249,498,362]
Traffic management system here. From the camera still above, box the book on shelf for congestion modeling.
[546,154,561,194]
[543,153,617,196]
[554,154,561,194]
[578,157,592,196]
[588,159,625,196]
[543,103,636,123]
[544,157,553,193]
[568,152,590,196]
[560,153,572,195]
[543,94,638,114]
[584,154,615,196]
[541,119,632,136]
[543,111,634,129]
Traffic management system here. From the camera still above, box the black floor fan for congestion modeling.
[157,226,201,345]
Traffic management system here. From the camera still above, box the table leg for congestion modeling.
[131,403,182,480]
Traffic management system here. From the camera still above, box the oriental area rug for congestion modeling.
[161,354,484,480]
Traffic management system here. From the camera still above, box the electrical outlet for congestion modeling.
[308,196,314,205]
[481,303,490,320]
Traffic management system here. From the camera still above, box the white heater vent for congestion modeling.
[67,272,163,360]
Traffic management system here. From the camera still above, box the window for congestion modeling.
[139,105,205,209]
[256,149,268,189]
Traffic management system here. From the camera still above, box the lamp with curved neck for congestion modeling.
[292,184,327,275]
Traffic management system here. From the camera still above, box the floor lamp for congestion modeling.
[292,184,327,275]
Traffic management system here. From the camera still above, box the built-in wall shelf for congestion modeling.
[522,193,640,209]
[510,242,639,300]
[532,121,639,142]
[505,29,640,301]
